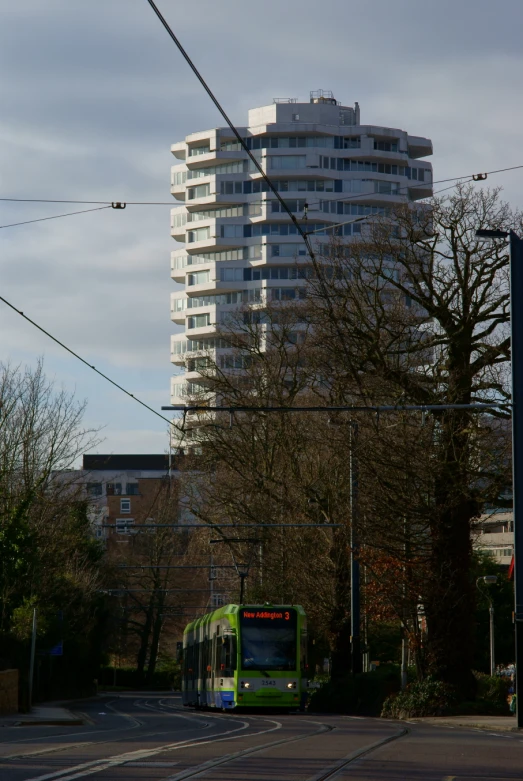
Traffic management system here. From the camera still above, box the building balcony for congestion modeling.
[186,149,248,167]
[408,181,433,200]
[171,183,186,200]
[171,254,214,282]
[171,141,186,160]
[184,321,217,338]
[407,136,433,160]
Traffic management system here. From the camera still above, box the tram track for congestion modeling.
[161,719,407,781]
[305,727,408,780]
[148,704,408,781]
[9,705,288,781]
[3,697,408,781]
[159,718,334,781]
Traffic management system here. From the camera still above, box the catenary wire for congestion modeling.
[1,166,521,212]
[144,0,316,257]
[0,205,112,230]
[305,181,475,235]
[0,197,176,205]
[301,163,523,212]
[143,0,473,386]
[0,293,173,426]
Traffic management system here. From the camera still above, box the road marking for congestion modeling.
[305,729,407,781]
[125,761,180,768]
[165,722,328,781]
[22,718,265,781]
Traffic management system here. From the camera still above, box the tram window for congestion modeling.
[300,631,308,673]
[220,634,237,675]
[215,638,222,671]
[240,609,297,671]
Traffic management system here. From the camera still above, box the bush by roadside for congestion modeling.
[381,677,456,718]
[457,672,511,716]
[308,665,400,716]
[381,672,511,719]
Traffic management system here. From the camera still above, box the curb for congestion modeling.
[13,718,84,727]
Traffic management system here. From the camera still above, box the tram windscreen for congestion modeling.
[240,608,297,671]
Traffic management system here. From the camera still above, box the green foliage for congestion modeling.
[0,362,106,702]
[381,676,457,718]
[10,598,48,641]
[309,665,400,716]
[458,672,511,715]
[471,552,514,671]
[367,623,402,664]
[381,671,511,719]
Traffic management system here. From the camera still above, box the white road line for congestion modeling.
[0,700,139,746]
[3,743,94,761]
[22,717,258,781]
[165,721,329,781]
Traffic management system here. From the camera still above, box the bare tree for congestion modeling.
[305,184,519,694]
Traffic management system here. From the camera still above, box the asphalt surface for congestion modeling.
[0,695,522,781]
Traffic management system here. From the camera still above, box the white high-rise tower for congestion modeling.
[169,91,433,405]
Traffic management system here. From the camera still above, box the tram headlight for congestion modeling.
[241,681,251,689]
[287,682,296,689]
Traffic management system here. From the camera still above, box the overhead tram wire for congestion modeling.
[143,0,403,368]
[0,205,113,230]
[300,163,523,213]
[0,197,176,206]
[144,0,315,256]
[304,180,477,236]
[0,163,521,213]
[0,294,173,427]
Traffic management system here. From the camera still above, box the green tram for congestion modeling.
[182,604,307,710]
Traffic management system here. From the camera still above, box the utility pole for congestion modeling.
[350,422,362,675]
[401,517,409,690]
[489,600,496,677]
[510,231,523,728]
[28,608,37,710]
[476,229,523,726]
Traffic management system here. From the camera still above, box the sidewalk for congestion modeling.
[0,704,84,727]
[412,714,520,731]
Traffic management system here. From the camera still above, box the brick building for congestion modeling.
[72,454,186,539]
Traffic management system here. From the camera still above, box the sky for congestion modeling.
[1,0,522,460]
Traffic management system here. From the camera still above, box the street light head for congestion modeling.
[475,229,509,239]
[482,575,498,585]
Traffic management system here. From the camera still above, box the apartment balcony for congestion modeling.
[171,182,186,200]
[171,254,214,282]
[186,233,250,254]
[407,136,433,159]
[185,321,217,338]
[186,149,248,167]
[170,378,213,406]
[408,181,433,201]
[171,141,186,160]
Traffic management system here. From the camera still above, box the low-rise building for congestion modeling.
[67,454,188,539]
[475,508,514,567]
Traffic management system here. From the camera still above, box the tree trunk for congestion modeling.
[329,529,352,680]
[136,607,153,684]
[146,602,164,684]
[424,410,478,698]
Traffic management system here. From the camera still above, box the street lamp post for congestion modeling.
[476,575,498,677]
[476,229,523,725]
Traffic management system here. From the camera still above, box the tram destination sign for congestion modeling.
[240,608,296,625]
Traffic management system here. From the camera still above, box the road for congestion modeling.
[0,695,522,781]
